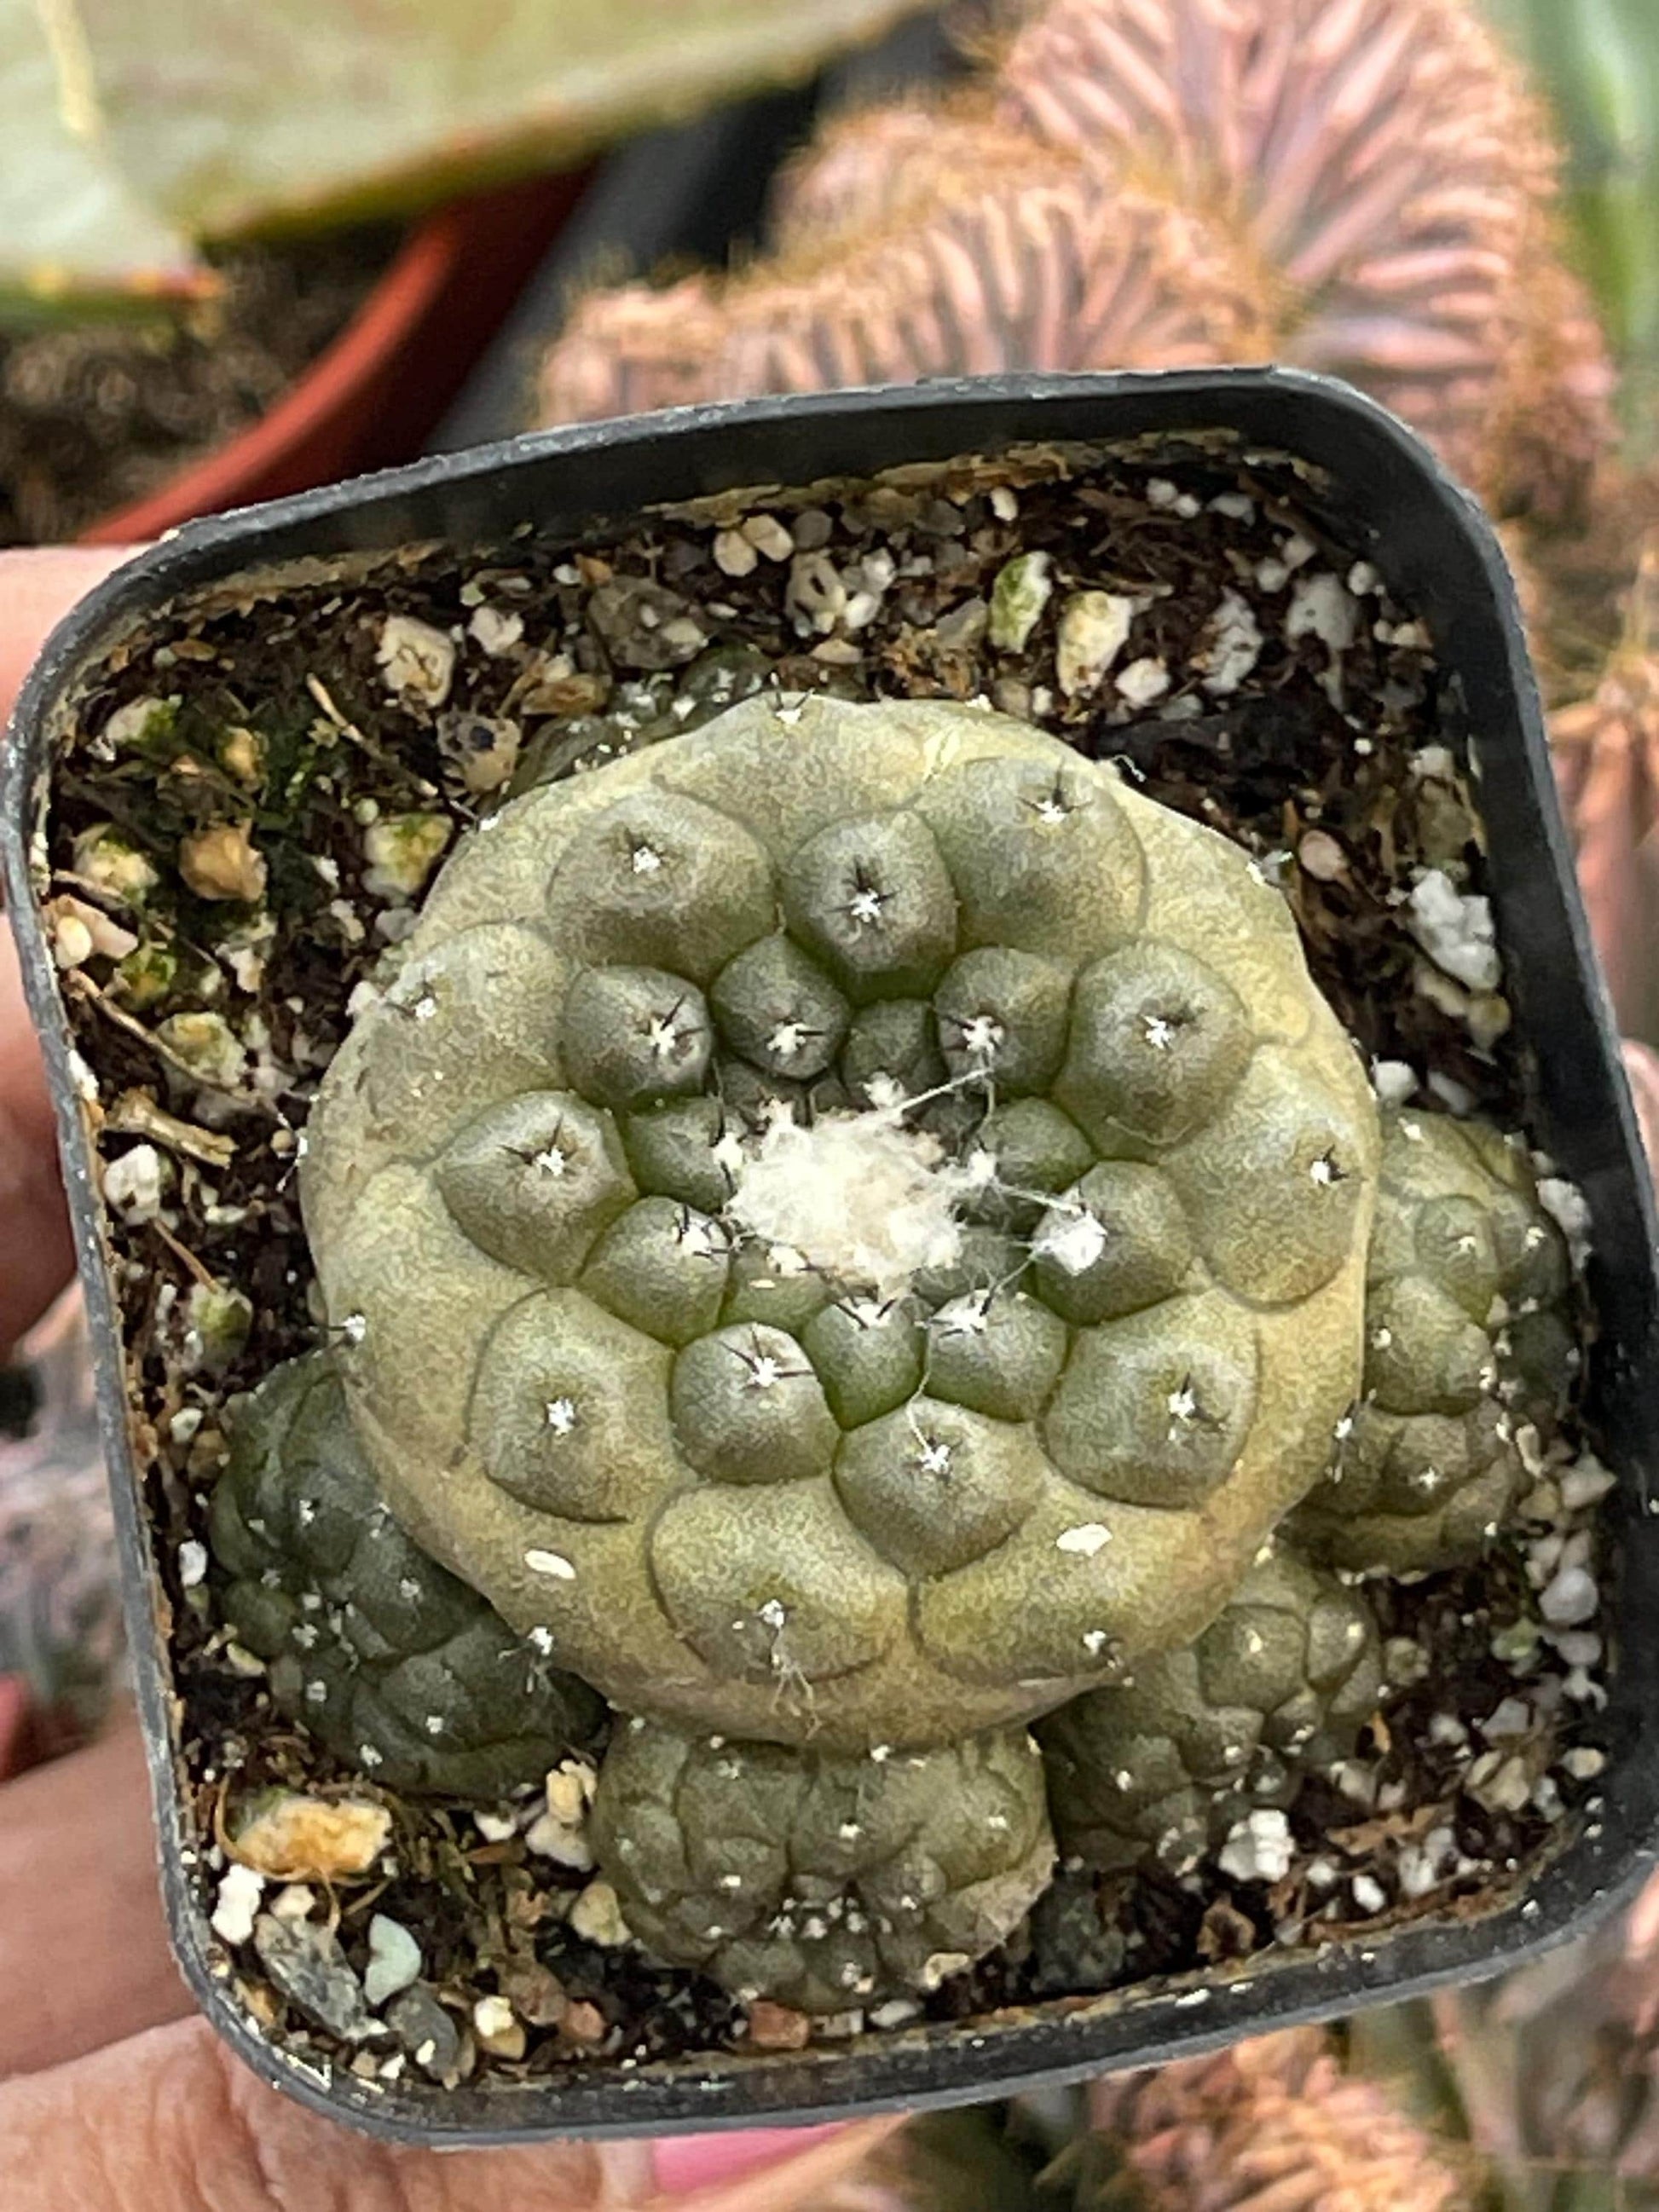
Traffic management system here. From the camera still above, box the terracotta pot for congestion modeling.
[79,169,589,546]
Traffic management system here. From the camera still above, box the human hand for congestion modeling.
[0,550,134,1360]
[0,547,891,2209]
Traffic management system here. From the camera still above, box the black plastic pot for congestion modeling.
[3,370,1656,2146]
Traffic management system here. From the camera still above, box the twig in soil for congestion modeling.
[147,1216,220,1291]
[62,969,275,1115]
[104,1089,237,1170]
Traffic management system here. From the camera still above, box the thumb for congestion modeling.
[0,546,140,1359]
[0,2013,650,2212]
[0,2012,901,2212]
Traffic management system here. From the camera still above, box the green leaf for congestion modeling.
[74,0,937,240]
[0,0,205,315]
[1483,0,1659,436]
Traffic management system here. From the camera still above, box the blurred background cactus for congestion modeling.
[529,0,1659,1143]
[536,0,1618,528]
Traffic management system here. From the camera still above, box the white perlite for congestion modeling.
[1056,591,1136,697]
[1217,1808,1293,1885]
[211,1862,265,1945]
[1286,572,1358,703]
[1115,656,1171,707]
[1194,590,1263,696]
[1371,1060,1418,1107]
[1407,870,1501,993]
[376,615,455,707]
[1536,1176,1593,1265]
[104,1143,165,1223]
[726,1107,974,1302]
[527,1756,598,1868]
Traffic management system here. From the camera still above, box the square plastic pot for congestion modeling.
[3,370,1656,2146]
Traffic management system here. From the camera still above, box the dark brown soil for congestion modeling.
[32,436,1610,2100]
[0,231,396,546]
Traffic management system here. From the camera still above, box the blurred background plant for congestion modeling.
[0,0,932,540]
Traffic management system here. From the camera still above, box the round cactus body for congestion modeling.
[1293,1110,1575,1573]
[209,1357,603,1794]
[1036,1548,1383,1874]
[302,693,1379,1750]
[592,1717,1054,2011]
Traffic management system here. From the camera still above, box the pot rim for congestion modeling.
[5,368,1656,2144]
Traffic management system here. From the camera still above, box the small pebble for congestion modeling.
[1297,830,1348,881]
[471,1994,526,2059]
[377,615,455,707]
[1371,1060,1418,1106]
[231,1792,390,1880]
[103,1145,167,1223]
[1540,1565,1598,1627]
[177,1539,208,1589]
[1383,1636,1431,1687]
[387,1984,461,2080]
[741,514,795,561]
[467,605,523,656]
[363,1915,423,2007]
[713,528,759,578]
[1055,590,1135,696]
[743,2001,812,2051]
[568,1878,632,1948]
[179,822,267,905]
[1480,1696,1531,1741]
[527,1757,598,1868]
[1350,1874,1387,1915]
[1560,1456,1616,1512]
[1114,656,1171,707]
[253,1914,373,2041]
[562,2000,609,2045]
[1217,1808,1293,1886]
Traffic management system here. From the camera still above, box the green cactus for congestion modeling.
[198,690,1584,2011]
[1036,1549,1383,1874]
[301,694,1379,1754]
[210,1356,603,1794]
[592,1717,1054,2013]
[1292,1110,1575,1574]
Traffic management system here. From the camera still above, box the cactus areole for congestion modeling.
[3,378,1648,2142]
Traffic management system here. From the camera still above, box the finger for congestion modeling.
[0,2009,899,2212]
[0,2013,649,2212]
[0,546,138,1357]
[0,547,136,724]
[0,1711,189,2077]
[0,925,76,1356]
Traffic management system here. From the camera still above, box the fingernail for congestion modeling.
[651,2122,850,2195]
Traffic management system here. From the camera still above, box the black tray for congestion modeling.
[4,370,1656,2146]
